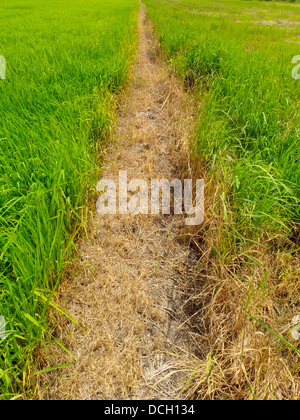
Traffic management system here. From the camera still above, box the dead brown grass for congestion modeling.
[37,5,202,400]
[174,153,300,399]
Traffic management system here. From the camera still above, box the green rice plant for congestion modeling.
[145,0,300,234]
[0,0,138,399]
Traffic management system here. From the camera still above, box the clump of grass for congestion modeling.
[145,0,300,399]
[0,0,138,399]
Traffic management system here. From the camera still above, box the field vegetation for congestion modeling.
[144,0,300,400]
[0,0,138,399]
[1,0,299,401]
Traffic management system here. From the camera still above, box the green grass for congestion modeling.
[144,0,300,399]
[145,0,300,235]
[0,0,138,399]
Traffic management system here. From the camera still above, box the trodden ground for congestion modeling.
[38,5,203,400]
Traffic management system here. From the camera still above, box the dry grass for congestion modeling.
[176,158,300,399]
[37,5,202,400]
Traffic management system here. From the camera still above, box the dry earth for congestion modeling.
[38,5,203,400]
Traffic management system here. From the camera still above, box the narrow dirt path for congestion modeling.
[39,5,201,400]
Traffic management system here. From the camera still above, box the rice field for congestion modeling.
[1,0,299,401]
[0,0,138,398]
[144,0,300,399]
[145,0,300,233]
